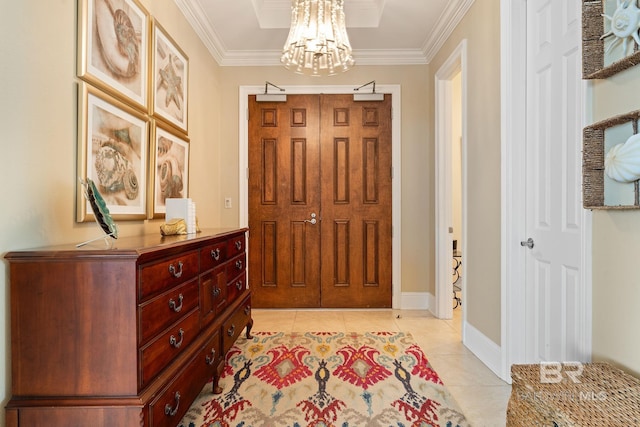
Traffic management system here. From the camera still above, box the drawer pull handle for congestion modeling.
[169,328,185,348]
[235,260,243,270]
[164,391,181,417]
[244,305,251,316]
[235,240,242,250]
[227,324,236,336]
[236,280,243,291]
[205,348,216,365]
[168,294,184,312]
[211,248,221,260]
[213,287,221,297]
[169,261,183,278]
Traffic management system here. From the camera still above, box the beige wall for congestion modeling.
[427,0,502,344]
[590,67,640,377]
[0,0,224,423]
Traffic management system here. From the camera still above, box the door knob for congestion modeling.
[304,213,317,225]
[520,238,534,249]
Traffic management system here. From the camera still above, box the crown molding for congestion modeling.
[175,0,474,67]
[174,0,225,64]
[422,0,476,63]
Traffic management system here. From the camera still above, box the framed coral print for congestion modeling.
[152,19,189,133]
[583,0,640,79]
[77,82,150,222]
[77,0,150,110]
[150,122,190,218]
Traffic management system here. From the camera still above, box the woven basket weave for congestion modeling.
[507,363,640,426]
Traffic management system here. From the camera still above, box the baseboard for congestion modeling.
[400,292,433,311]
[464,320,508,382]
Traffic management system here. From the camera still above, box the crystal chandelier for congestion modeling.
[281,0,355,76]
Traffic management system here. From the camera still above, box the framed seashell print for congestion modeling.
[583,109,640,209]
[583,0,640,79]
[149,121,190,218]
[151,19,189,133]
[77,82,150,222]
[77,0,150,110]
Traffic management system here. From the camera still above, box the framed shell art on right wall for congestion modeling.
[583,0,640,79]
[583,110,640,209]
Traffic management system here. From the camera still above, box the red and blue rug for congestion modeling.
[179,331,469,427]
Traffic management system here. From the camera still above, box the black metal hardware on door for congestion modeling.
[520,238,534,249]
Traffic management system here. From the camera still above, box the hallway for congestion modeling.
[251,308,511,426]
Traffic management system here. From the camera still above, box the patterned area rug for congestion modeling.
[179,331,469,427]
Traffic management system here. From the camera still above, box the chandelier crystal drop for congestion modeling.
[281,0,355,76]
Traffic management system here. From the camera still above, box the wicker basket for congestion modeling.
[507,362,640,426]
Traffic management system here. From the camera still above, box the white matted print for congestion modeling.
[152,20,188,133]
[77,83,149,221]
[78,0,150,110]
[151,123,190,217]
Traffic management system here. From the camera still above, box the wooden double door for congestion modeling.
[248,94,392,308]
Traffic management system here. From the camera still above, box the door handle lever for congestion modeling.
[520,238,534,249]
[304,213,317,225]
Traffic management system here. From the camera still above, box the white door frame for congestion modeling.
[435,40,468,322]
[238,85,403,309]
[500,0,593,381]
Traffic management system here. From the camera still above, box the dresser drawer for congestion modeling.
[226,233,245,257]
[140,308,200,387]
[148,331,220,427]
[227,271,246,305]
[222,296,252,354]
[226,252,245,282]
[138,278,199,345]
[200,239,227,272]
[139,250,199,301]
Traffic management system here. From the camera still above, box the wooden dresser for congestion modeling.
[4,228,252,427]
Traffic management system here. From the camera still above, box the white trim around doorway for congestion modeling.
[434,40,468,323]
[238,85,403,309]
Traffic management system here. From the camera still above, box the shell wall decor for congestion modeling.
[583,109,640,209]
[583,0,640,79]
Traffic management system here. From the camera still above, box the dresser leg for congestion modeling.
[212,359,224,394]
[245,318,254,339]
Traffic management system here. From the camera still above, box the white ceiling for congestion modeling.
[174,0,476,66]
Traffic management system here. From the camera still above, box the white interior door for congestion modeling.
[524,0,589,362]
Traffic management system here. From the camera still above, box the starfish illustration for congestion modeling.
[158,54,183,111]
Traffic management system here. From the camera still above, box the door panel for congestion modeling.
[319,94,392,307]
[248,94,392,308]
[248,95,321,307]
[525,0,586,362]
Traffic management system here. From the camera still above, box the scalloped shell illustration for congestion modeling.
[605,133,640,183]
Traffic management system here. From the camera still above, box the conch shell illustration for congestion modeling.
[95,0,140,78]
[605,133,640,183]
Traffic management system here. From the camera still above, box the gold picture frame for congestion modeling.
[77,82,150,222]
[77,0,150,110]
[151,19,189,133]
[149,121,190,218]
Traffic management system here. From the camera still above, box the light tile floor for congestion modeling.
[250,307,512,427]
